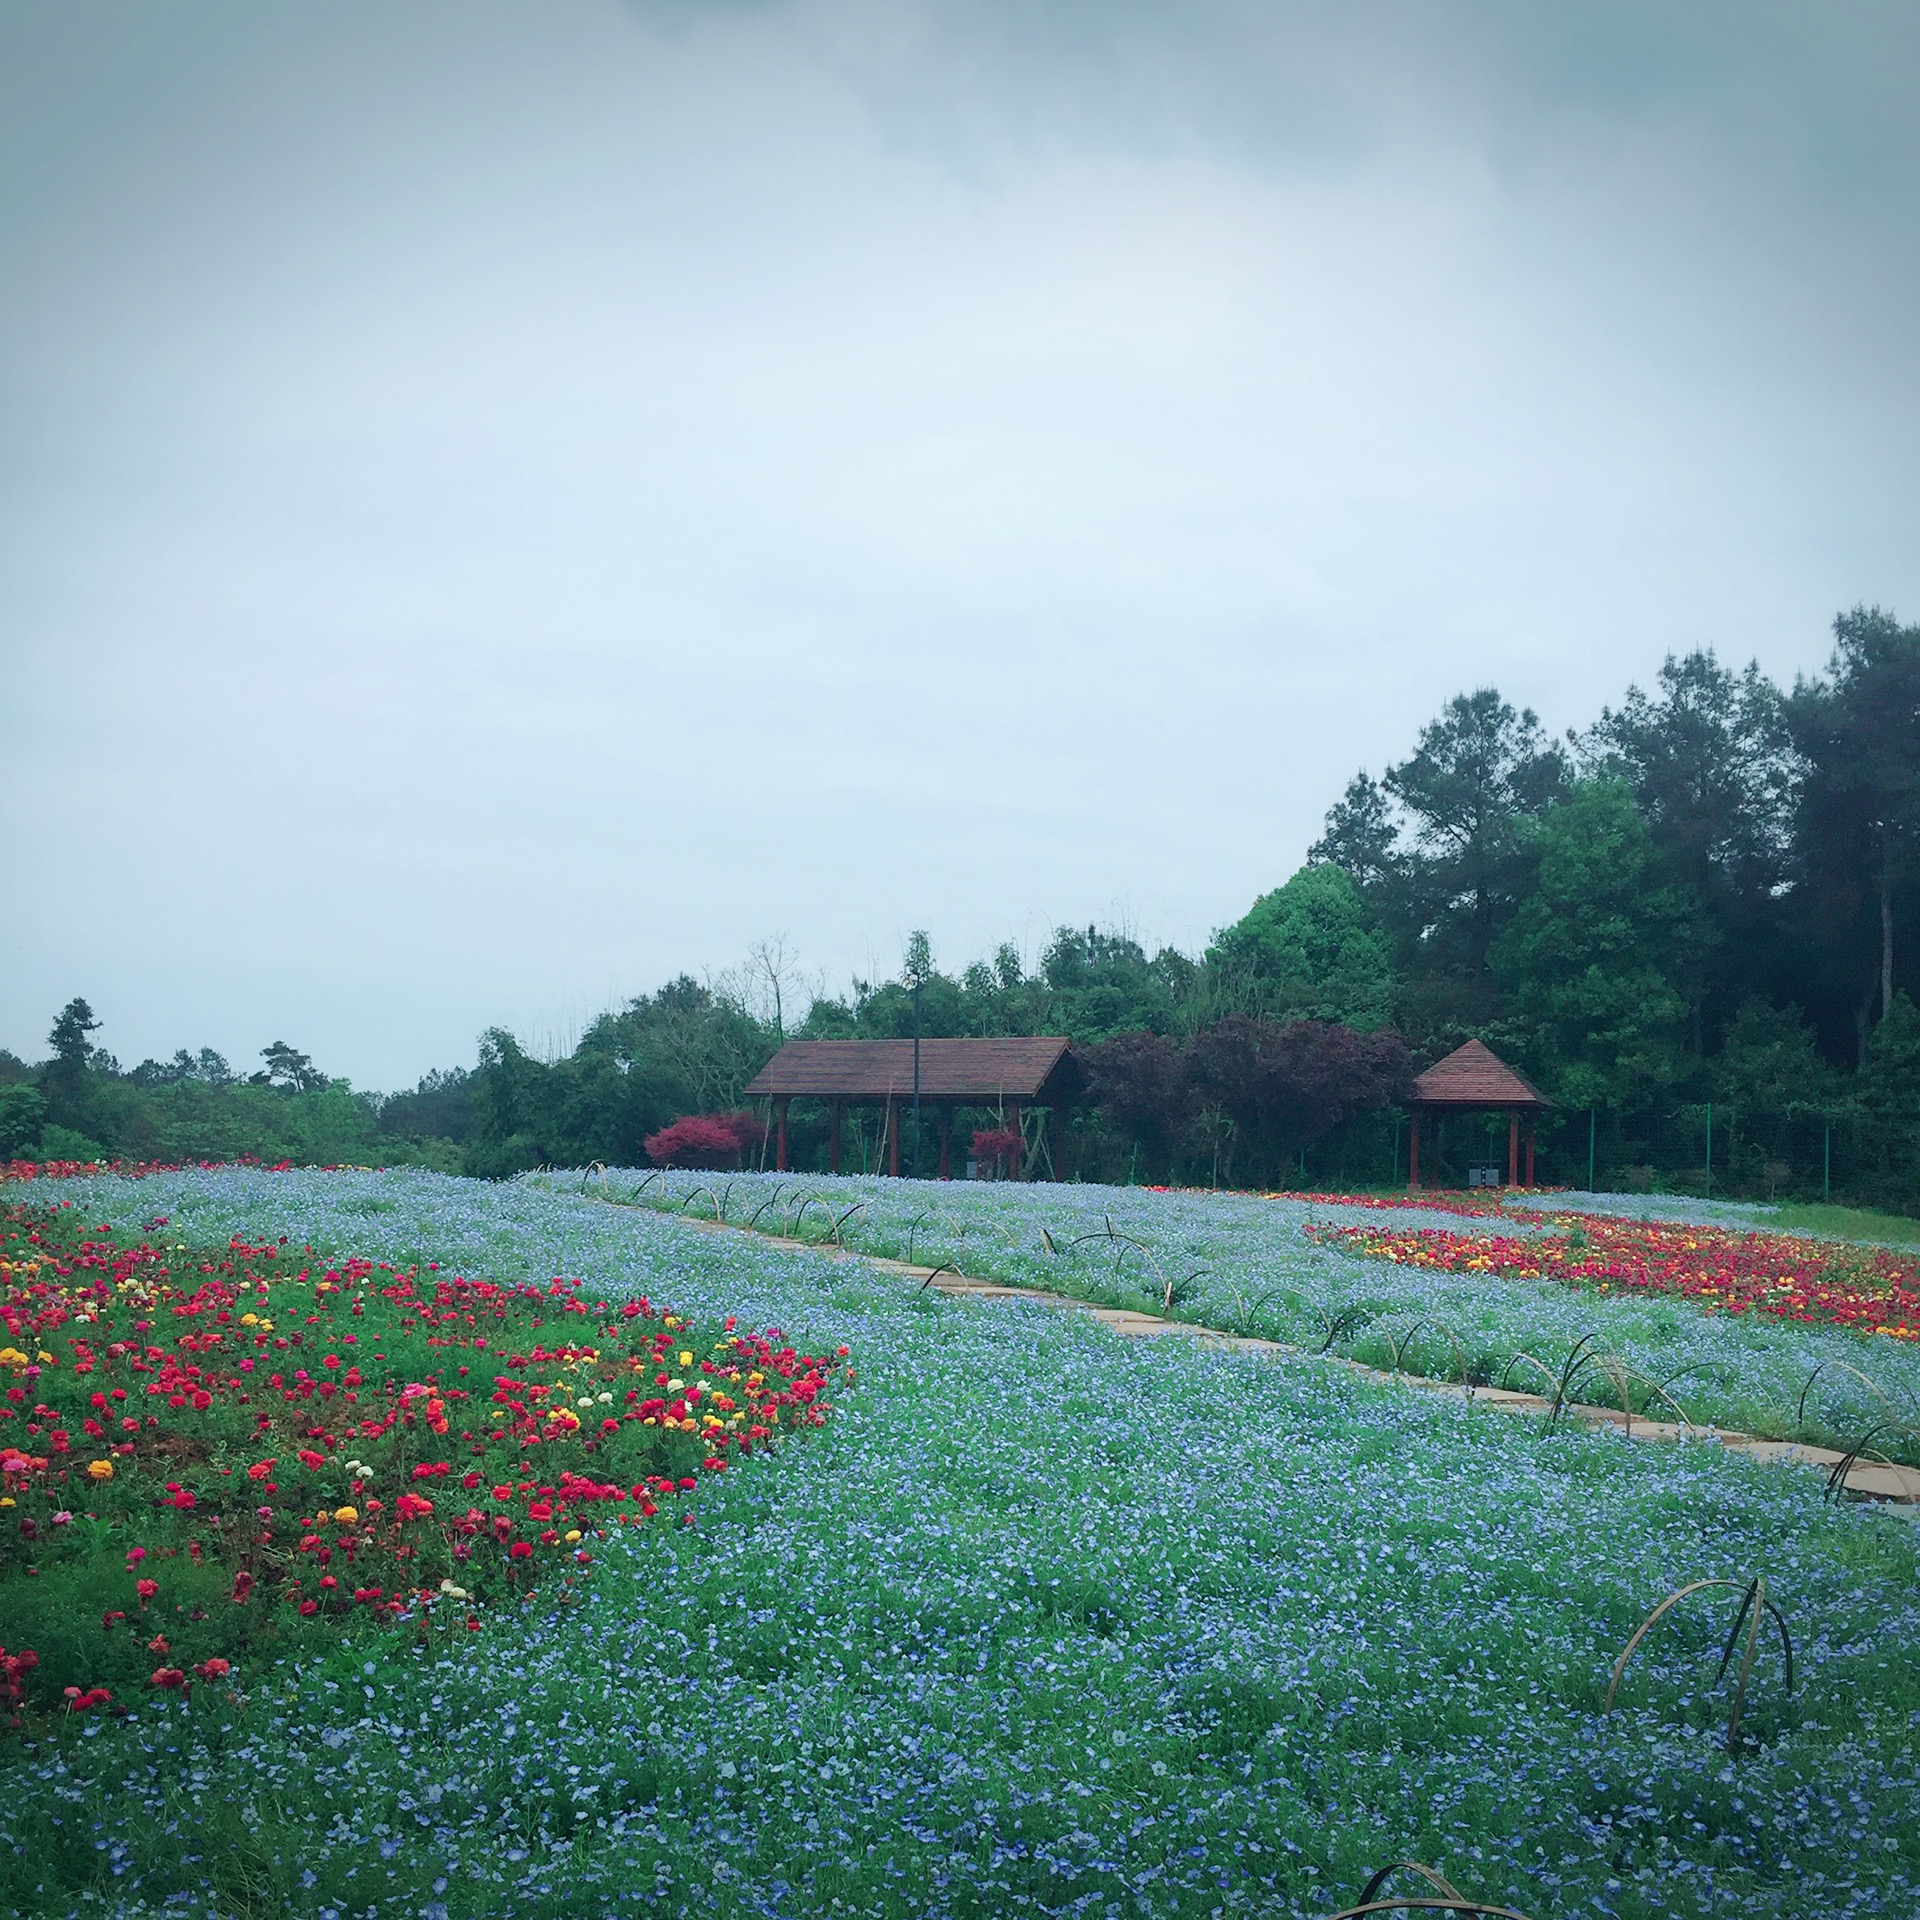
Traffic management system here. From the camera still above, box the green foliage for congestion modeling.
[467,977,782,1175]
[46,996,99,1068]
[1789,607,1920,1041]
[1854,993,1920,1200]
[39,1123,110,1162]
[1206,862,1395,1029]
[0,1085,47,1159]
[1493,779,1698,1107]
[1715,999,1836,1112]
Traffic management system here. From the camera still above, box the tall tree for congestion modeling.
[47,998,99,1074]
[1317,692,1567,1044]
[1491,779,1699,1107]
[1788,607,1920,1053]
[1206,863,1396,1030]
[1038,927,1187,1042]
[1584,650,1791,902]
[256,1042,328,1092]
[1311,771,1401,893]
[1385,691,1568,975]
[1582,649,1792,1047]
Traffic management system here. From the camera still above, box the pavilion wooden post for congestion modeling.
[829,1102,842,1175]
[938,1108,953,1181]
[775,1101,789,1173]
[1507,1112,1520,1188]
[1407,1112,1420,1189]
[887,1100,900,1178]
[1008,1103,1024,1180]
[1525,1120,1536,1188]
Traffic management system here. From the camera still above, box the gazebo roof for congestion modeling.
[1409,1038,1551,1109]
[745,1037,1082,1104]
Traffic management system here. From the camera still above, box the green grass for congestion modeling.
[1767,1200,1920,1246]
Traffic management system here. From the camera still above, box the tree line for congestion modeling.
[6,607,1917,1204]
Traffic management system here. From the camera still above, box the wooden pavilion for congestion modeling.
[744,1037,1082,1179]
[1406,1038,1551,1189]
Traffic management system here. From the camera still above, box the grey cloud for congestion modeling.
[2,0,1916,1084]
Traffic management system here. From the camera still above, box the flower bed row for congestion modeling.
[2,1157,297,1184]
[0,1199,847,1723]
[1311,1211,1920,1342]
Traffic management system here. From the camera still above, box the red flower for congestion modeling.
[508,1540,533,1560]
[396,1492,434,1520]
[297,1449,325,1471]
[193,1658,230,1681]
[135,1578,158,1604]
[149,1667,185,1689]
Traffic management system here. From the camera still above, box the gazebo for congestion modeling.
[744,1036,1083,1178]
[1406,1038,1551,1189]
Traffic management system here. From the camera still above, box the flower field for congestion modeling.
[590,1169,1920,1466]
[1314,1212,1920,1342]
[3,1166,1920,1919]
[0,1197,842,1719]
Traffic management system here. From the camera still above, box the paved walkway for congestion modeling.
[665,1208,1920,1512]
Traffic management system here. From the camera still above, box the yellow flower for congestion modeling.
[333,1505,359,1524]
[563,1529,582,1544]
[0,1348,27,1370]
[240,1313,258,1326]
[36,1350,53,1364]
[87,1459,114,1481]
[679,1352,693,1367]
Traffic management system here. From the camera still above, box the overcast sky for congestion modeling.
[4,1,1918,1088]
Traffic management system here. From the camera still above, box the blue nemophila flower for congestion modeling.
[1,1165,1915,1920]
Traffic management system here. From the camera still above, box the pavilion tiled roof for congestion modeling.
[745,1037,1081,1104]
[1409,1038,1551,1109]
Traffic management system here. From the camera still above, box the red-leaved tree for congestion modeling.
[969,1128,1024,1178]
[1184,1016,1411,1183]
[643,1112,765,1169]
